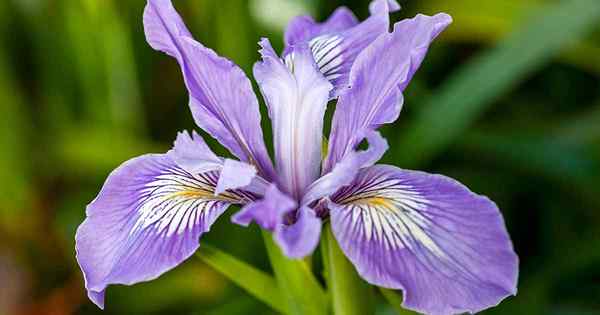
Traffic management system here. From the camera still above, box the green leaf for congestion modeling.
[205,296,273,315]
[554,104,600,144]
[63,0,143,133]
[395,0,600,167]
[323,225,374,315]
[458,129,600,206]
[196,243,287,314]
[262,230,328,315]
[416,0,600,75]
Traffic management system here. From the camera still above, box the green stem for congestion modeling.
[324,224,374,315]
[262,230,328,315]
[379,288,418,315]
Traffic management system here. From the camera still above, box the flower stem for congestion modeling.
[379,288,419,314]
[262,230,328,315]
[324,224,374,315]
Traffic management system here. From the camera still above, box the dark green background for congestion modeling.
[1,0,599,314]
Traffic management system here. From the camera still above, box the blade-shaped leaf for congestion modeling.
[262,230,328,315]
[555,104,600,144]
[458,130,600,206]
[197,244,287,314]
[395,0,600,167]
[416,0,600,75]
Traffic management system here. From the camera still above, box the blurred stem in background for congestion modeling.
[0,44,31,227]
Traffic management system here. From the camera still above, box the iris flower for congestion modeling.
[75,0,518,314]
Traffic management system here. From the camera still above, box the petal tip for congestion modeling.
[88,289,106,310]
[434,12,453,28]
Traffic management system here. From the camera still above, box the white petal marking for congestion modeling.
[336,177,447,259]
[130,168,248,238]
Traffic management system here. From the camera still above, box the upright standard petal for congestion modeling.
[284,0,400,95]
[76,133,257,309]
[329,165,518,315]
[143,0,275,179]
[284,7,358,49]
[324,13,451,172]
[254,39,333,199]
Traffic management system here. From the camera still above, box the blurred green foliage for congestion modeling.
[0,0,599,314]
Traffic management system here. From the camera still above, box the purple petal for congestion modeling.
[285,0,400,96]
[324,13,451,171]
[143,0,275,180]
[369,0,401,15]
[302,130,388,206]
[232,186,321,259]
[231,184,296,230]
[329,165,518,315]
[167,130,223,174]
[168,130,265,196]
[274,207,322,259]
[284,7,358,48]
[215,159,258,195]
[76,153,251,309]
[394,13,453,91]
[253,39,333,199]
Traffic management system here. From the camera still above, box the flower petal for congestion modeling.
[143,0,275,179]
[324,13,451,171]
[167,130,222,174]
[168,131,266,195]
[329,165,518,315]
[284,0,400,96]
[254,39,333,199]
[231,184,296,231]
[215,159,258,195]
[76,136,257,308]
[232,185,321,259]
[302,130,388,206]
[274,206,322,259]
[284,7,358,49]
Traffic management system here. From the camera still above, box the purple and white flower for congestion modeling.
[75,0,518,314]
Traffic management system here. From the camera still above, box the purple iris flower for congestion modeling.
[75,0,518,314]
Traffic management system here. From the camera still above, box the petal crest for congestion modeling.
[329,165,518,315]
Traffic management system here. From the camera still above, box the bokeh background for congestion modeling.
[1,0,599,314]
